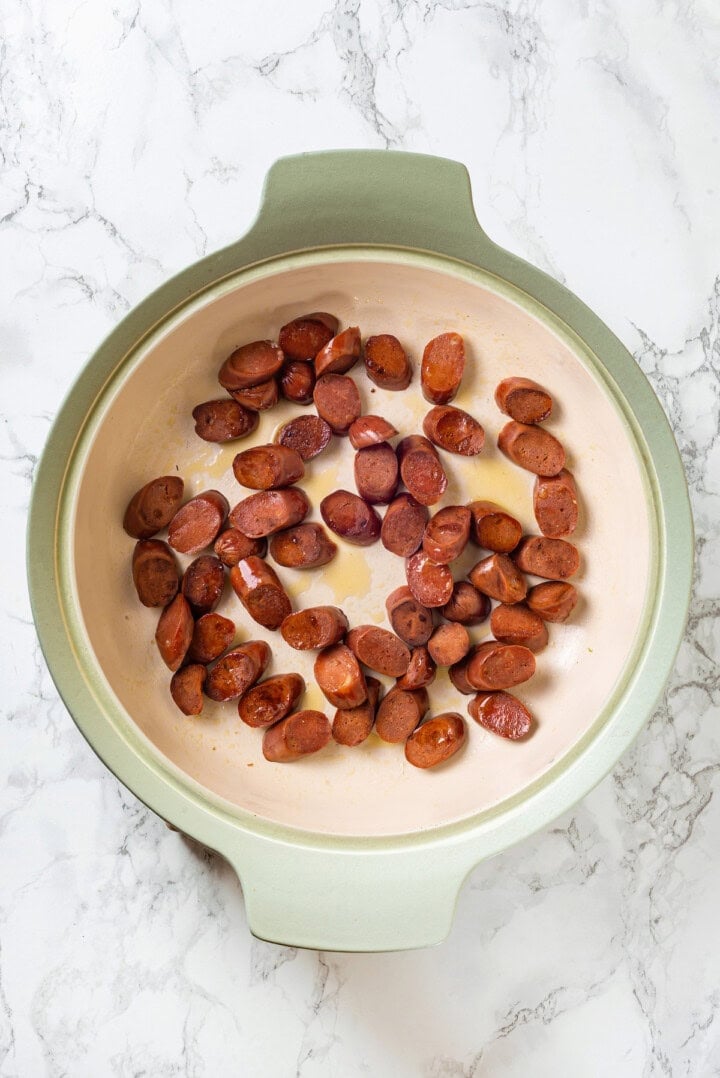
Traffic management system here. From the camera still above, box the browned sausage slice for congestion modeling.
[397,435,448,506]
[168,490,229,555]
[466,641,535,691]
[468,553,527,603]
[313,373,362,435]
[155,594,194,671]
[490,603,549,651]
[354,443,399,505]
[314,326,361,376]
[406,552,454,608]
[280,606,348,650]
[262,710,332,762]
[279,314,337,360]
[314,644,367,709]
[123,476,185,539]
[385,585,434,646]
[423,505,471,564]
[229,379,279,412]
[526,581,578,622]
[205,640,270,702]
[218,341,284,391]
[214,528,267,566]
[449,650,478,695]
[468,501,522,553]
[332,676,382,747]
[345,625,411,677]
[348,415,398,449]
[498,421,565,476]
[514,536,579,579]
[533,469,578,538]
[238,672,305,728]
[187,612,236,664]
[232,444,305,490]
[277,415,332,461]
[320,490,381,546]
[421,332,465,404]
[170,664,207,716]
[381,493,429,557]
[229,556,292,631]
[427,623,470,666]
[395,646,436,691]
[422,406,484,456]
[229,488,310,538]
[132,540,179,607]
[363,334,412,390]
[375,688,429,743]
[442,581,490,625]
[268,523,337,570]
[469,691,534,739]
[405,713,466,769]
[192,400,259,443]
[495,377,553,424]
[279,360,316,404]
[181,555,225,615]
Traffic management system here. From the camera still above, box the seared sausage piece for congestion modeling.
[280,606,349,650]
[466,641,536,691]
[495,377,552,424]
[279,314,337,360]
[218,341,284,391]
[354,443,399,505]
[406,551,454,608]
[262,710,332,762]
[187,612,236,664]
[423,505,471,564]
[192,399,259,443]
[181,555,225,615]
[314,644,367,709]
[468,553,527,604]
[421,332,465,404]
[442,581,490,626]
[123,476,185,539]
[320,490,382,546]
[468,501,522,553]
[313,374,361,435]
[533,469,578,538]
[132,540,179,607]
[397,435,448,506]
[514,536,579,579]
[385,585,434,646]
[395,646,436,691]
[168,490,229,555]
[229,488,310,538]
[155,594,194,672]
[469,690,534,740]
[405,713,466,769]
[422,406,484,456]
[277,415,332,461]
[214,528,267,567]
[269,523,337,570]
[238,672,305,728]
[314,326,361,376]
[205,640,270,702]
[449,650,478,695]
[345,625,411,678]
[381,493,429,557]
[427,623,470,667]
[490,603,549,651]
[279,360,316,405]
[363,334,412,390]
[232,444,305,490]
[229,556,292,631]
[526,581,578,622]
[375,687,429,743]
[170,664,207,716]
[348,415,398,449]
[332,676,382,747]
[229,379,279,412]
[498,421,565,476]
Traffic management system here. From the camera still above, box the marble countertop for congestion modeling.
[2,1,719,1074]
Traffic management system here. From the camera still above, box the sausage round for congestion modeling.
[405,713,466,769]
[229,379,279,412]
[385,585,434,646]
[170,664,207,716]
[397,435,448,506]
[168,490,229,555]
[468,553,527,604]
[427,623,470,667]
[280,606,349,650]
[314,644,367,709]
[155,594,194,672]
[218,340,284,391]
[123,476,185,539]
[238,672,305,728]
[498,421,566,476]
[422,505,471,564]
[205,640,270,702]
[192,400,259,443]
[279,314,337,360]
[526,581,578,622]
[395,646,436,691]
[348,415,398,449]
[448,650,478,695]
[181,555,225,615]
[187,612,236,664]
[345,625,411,677]
[490,603,549,651]
[375,688,429,743]
[229,556,292,631]
[513,536,579,579]
[214,528,267,567]
[442,581,490,626]
[229,488,310,538]
[277,415,332,461]
[132,540,179,607]
[279,360,316,405]
[533,469,579,538]
[422,406,484,456]
[262,710,332,762]
[466,641,536,691]
[320,490,382,546]
[421,332,465,404]
[354,443,399,505]
[381,493,429,557]
[268,523,337,570]
[495,377,553,424]
[332,676,382,747]
[469,690,534,740]
[313,373,361,435]
[363,334,412,390]
[232,444,305,490]
[406,552,454,608]
[468,501,522,553]
[314,326,361,376]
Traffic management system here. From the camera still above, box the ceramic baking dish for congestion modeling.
[27,151,693,951]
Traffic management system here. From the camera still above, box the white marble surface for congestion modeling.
[2,0,719,1073]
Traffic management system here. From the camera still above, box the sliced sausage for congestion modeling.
[348,415,398,449]
[232,444,305,490]
[385,585,434,646]
[280,606,349,650]
[155,594,194,672]
[395,646,436,691]
[498,421,565,476]
[276,415,332,461]
[192,399,259,443]
[442,581,490,626]
[279,314,337,360]
[468,553,527,604]
[229,378,279,412]
[320,490,382,546]
[268,523,337,570]
[469,691,534,740]
[427,623,470,667]
[332,676,382,747]
[526,581,578,622]
[375,687,429,743]
[514,536,579,579]
[279,360,316,405]
[495,377,552,424]
[448,650,478,695]
[421,332,465,404]
[229,556,292,631]
[363,334,412,390]
[422,406,484,456]
[406,552,454,608]
[314,326,361,376]
[123,476,185,539]
[187,612,236,664]
[423,505,471,564]
[262,710,332,762]
[405,713,466,769]
[354,443,399,504]
[468,501,522,553]
[490,603,549,651]
[205,640,270,702]
[238,672,305,728]
[181,555,225,615]
[229,488,310,538]
[214,528,267,567]
[533,469,578,538]
[381,493,429,557]
[170,664,207,716]
[218,340,284,391]
[314,644,367,709]
[466,641,535,691]
[168,490,229,555]
[132,540,179,607]
[345,625,411,678]
[397,435,448,506]
[313,373,361,435]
